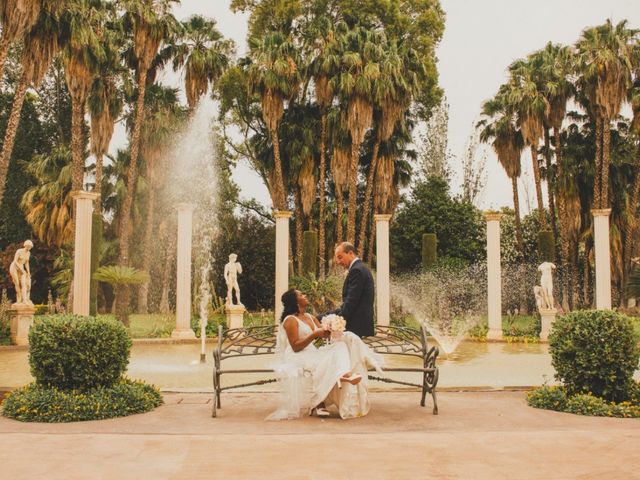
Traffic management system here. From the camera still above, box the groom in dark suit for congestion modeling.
[325,242,375,337]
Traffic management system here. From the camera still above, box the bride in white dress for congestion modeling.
[267,289,383,420]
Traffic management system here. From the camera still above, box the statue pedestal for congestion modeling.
[225,304,246,329]
[539,308,557,342]
[9,303,35,346]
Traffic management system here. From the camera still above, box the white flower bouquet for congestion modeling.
[321,314,346,342]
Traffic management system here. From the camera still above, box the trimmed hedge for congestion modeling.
[1,378,163,422]
[549,310,640,402]
[29,315,131,390]
[527,385,640,418]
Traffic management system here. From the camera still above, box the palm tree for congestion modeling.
[0,0,42,77]
[357,40,418,254]
[529,42,575,309]
[246,30,300,210]
[310,26,339,277]
[116,0,178,316]
[117,0,178,267]
[169,14,233,109]
[575,19,638,209]
[93,265,149,325]
[62,0,111,191]
[479,92,526,256]
[20,145,74,247]
[508,58,550,229]
[136,85,186,313]
[87,28,124,213]
[332,24,382,243]
[328,108,350,243]
[624,77,640,289]
[0,5,63,208]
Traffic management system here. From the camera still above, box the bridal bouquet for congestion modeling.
[321,314,346,342]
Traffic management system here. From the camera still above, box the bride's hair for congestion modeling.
[280,289,299,323]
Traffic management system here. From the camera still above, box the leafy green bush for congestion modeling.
[290,274,343,315]
[1,378,162,422]
[29,315,131,390]
[549,310,640,402]
[526,385,567,411]
[527,384,640,418]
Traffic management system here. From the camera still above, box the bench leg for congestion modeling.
[421,372,428,407]
[212,368,220,417]
[432,389,438,415]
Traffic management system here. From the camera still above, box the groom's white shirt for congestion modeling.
[348,257,360,271]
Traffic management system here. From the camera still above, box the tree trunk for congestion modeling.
[543,129,558,254]
[336,187,344,244]
[318,114,327,278]
[583,245,591,308]
[511,176,524,257]
[70,98,86,191]
[366,208,376,265]
[294,187,304,275]
[95,153,104,212]
[271,126,286,210]
[137,185,156,314]
[0,74,28,207]
[593,116,603,209]
[346,140,361,244]
[0,35,11,83]
[530,144,547,229]
[623,147,640,290]
[601,120,611,208]
[357,139,380,257]
[554,127,571,311]
[117,69,149,318]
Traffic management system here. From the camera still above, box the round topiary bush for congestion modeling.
[29,315,132,390]
[549,310,640,402]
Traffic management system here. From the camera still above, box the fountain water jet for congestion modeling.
[391,264,487,355]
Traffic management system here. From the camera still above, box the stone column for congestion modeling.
[484,212,503,340]
[72,191,99,316]
[375,214,392,327]
[172,203,196,339]
[274,210,292,323]
[592,208,612,310]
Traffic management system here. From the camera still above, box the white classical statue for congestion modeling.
[224,253,243,306]
[536,261,556,310]
[9,240,34,306]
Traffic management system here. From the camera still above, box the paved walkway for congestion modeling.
[2,391,639,479]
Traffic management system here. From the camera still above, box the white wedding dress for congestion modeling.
[267,314,383,420]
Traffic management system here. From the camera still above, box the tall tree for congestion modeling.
[530,42,575,309]
[117,0,177,262]
[0,0,42,77]
[62,0,110,191]
[0,5,64,208]
[332,23,382,243]
[135,85,185,312]
[479,91,526,256]
[116,0,178,318]
[246,30,300,210]
[169,14,233,109]
[87,28,124,212]
[576,19,638,209]
[508,58,550,229]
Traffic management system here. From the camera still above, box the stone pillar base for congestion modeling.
[9,303,36,346]
[539,308,557,342]
[171,327,196,339]
[487,328,503,341]
[225,304,246,329]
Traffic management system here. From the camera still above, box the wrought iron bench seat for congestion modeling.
[211,324,439,417]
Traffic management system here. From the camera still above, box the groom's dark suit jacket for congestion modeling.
[331,259,375,337]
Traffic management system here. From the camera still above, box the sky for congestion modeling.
[111,0,640,214]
